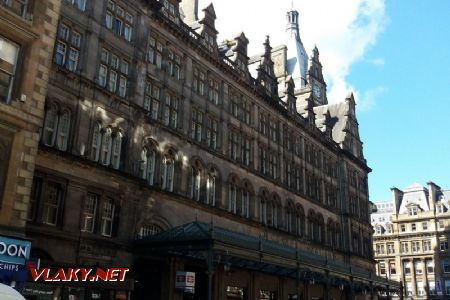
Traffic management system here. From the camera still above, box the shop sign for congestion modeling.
[0,236,31,291]
[175,271,195,294]
[0,236,30,264]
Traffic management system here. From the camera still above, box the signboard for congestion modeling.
[175,271,195,294]
[0,236,31,291]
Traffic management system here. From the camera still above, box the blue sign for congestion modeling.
[0,236,31,292]
[0,236,31,265]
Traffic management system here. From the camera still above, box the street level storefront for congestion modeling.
[22,253,133,300]
[134,222,401,300]
[0,235,31,292]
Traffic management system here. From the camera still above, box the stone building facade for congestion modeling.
[0,0,61,290]
[372,182,450,299]
[1,0,399,299]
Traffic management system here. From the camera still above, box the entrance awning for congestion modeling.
[134,221,398,290]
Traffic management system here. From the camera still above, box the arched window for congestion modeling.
[295,205,304,237]
[162,150,175,192]
[241,188,250,218]
[259,190,269,225]
[286,202,296,234]
[308,211,315,240]
[100,128,112,166]
[206,174,216,206]
[268,201,278,228]
[91,122,102,161]
[111,131,122,169]
[190,166,201,201]
[56,109,70,150]
[136,223,162,239]
[327,220,334,247]
[316,214,324,243]
[228,176,238,214]
[43,103,59,146]
[141,147,156,185]
[335,224,341,249]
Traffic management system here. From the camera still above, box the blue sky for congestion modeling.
[199,0,449,201]
[350,1,450,201]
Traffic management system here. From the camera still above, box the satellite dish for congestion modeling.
[0,283,26,300]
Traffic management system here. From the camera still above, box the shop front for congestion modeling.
[0,235,31,292]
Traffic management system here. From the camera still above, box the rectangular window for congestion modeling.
[403,261,411,274]
[439,219,445,229]
[423,240,431,251]
[193,68,205,95]
[412,241,420,253]
[417,281,425,296]
[54,25,81,72]
[98,48,129,97]
[144,81,160,120]
[205,116,218,150]
[0,36,19,103]
[106,1,133,41]
[259,114,268,137]
[443,260,450,273]
[387,243,395,254]
[411,223,416,231]
[98,64,108,87]
[446,280,450,295]
[414,260,422,274]
[148,37,163,69]
[389,261,396,275]
[241,100,251,124]
[67,0,86,11]
[401,242,409,253]
[168,49,181,80]
[241,136,251,166]
[400,224,406,232]
[163,94,178,128]
[429,281,436,295]
[42,181,63,226]
[118,75,127,97]
[422,221,428,230]
[379,261,386,275]
[208,78,219,104]
[440,241,449,251]
[259,147,268,175]
[101,198,115,237]
[81,193,98,232]
[191,110,203,142]
[269,119,278,142]
[229,130,240,161]
[427,260,434,274]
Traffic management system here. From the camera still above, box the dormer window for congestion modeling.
[408,206,418,216]
[437,203,447,214]
[160,0,180,25]
[375,225,384,235]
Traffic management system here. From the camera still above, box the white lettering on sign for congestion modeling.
[0,241,28,258]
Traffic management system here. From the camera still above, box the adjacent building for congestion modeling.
[0,0,61,291]
[0,0,399,299]
[372,182,450,299]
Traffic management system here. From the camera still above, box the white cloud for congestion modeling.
[367,57,385,66]
[355,86,387,112]
[197,0,387,105]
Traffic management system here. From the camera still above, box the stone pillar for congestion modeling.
[423,258,429,297]
[411,259,417,296]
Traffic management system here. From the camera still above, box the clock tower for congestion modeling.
[307,46,327,106]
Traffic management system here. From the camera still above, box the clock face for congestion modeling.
[313,84,321,98]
